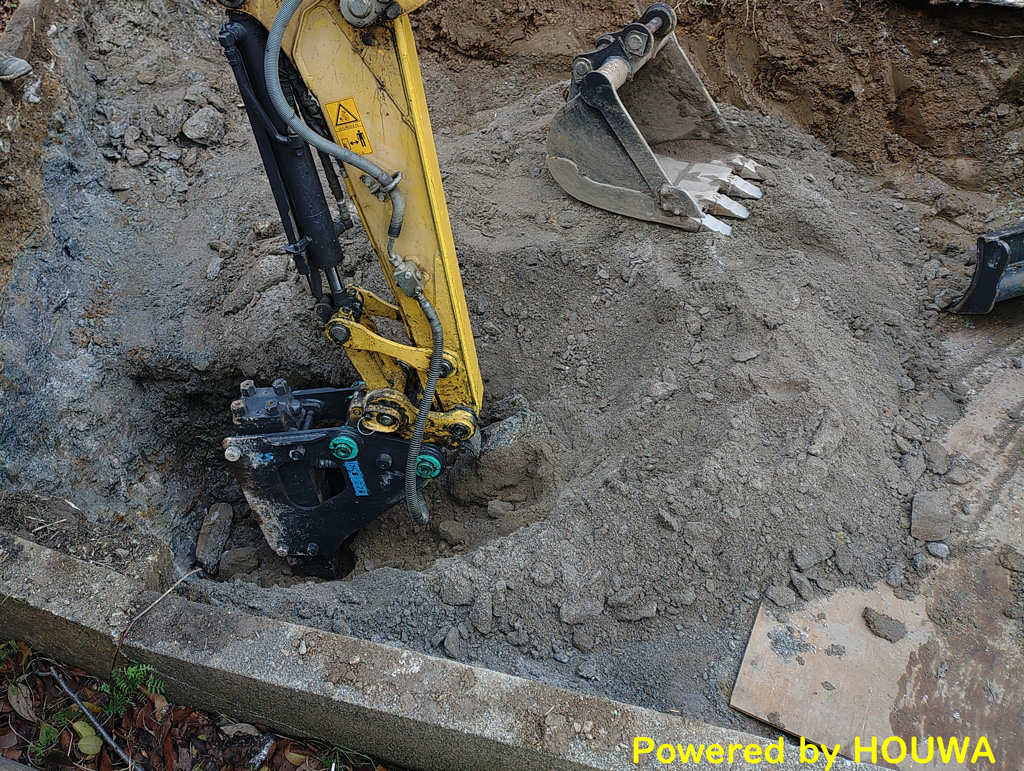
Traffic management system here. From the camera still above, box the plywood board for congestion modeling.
[731,559,1024,770]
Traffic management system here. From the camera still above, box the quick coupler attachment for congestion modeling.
[222,378,444,570]
[546,3,766,235]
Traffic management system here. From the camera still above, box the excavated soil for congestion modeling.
[1,0,1022,733]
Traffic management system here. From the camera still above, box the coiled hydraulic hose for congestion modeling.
[263,0,443,524]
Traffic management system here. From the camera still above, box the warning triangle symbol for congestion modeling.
[335,103,359,126]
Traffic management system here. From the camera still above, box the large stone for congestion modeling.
[196,502,233,575]
[219,546,258,578]
[437,520,468,546]
[765,585,797,607]
[911,490,951,541]
[182,106,225,145]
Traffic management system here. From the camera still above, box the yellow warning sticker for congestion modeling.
[323,97,373,155]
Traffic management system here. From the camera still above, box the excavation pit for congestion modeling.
[1,0,1023,764]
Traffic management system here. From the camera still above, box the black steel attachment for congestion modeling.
[223,379,444,566]
[949,225,1024,314]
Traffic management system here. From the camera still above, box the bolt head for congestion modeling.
[276,547,288,557]
[377,414,396,426]
[328,323,350,344]
[240,379,256,397]
[330,435,359,461]
[625,31,646,54]
[272,378,288,395]
[307,542,320,556]
[224,446,242,462]
[572,59,591,78]
[289,446,306,461]
[348,0,372,17]
[415,454,442,479]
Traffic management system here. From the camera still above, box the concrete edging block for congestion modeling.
[0,534,875,770]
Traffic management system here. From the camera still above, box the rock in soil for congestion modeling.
[911,490,952,542]
[862,607,907,643]
[195,503,233,575]
[766,585,797,607]
[219,547,259,579]
[927,542,950,559]
[182,105,225,145]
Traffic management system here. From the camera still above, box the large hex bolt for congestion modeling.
[348,0,372,17]
[624,31,646,55]
[240,379,256,397]
[415,454,442,479]
[327,322,350,344]
[572,59,592,79]
[272,378,289,395]
[224,446,242,462]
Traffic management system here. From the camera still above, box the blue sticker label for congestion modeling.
[345,460,369,497]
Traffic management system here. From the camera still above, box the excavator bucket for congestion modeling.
[949,225,1024,314]
[546,3,765,235]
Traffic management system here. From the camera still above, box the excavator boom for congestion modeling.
[215,0,480,570]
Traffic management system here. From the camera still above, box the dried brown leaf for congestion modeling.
[7,682,36,723]
[220,722,260,738]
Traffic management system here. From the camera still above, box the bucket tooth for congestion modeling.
[685,164,763,200]
[546,3,764,234]
[728,155,768,181]
[674,180,750,219]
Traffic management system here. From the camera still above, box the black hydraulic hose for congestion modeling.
[264,0,405,247]
[405,292,444,524]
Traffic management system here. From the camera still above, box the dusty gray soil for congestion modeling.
[1,0,1022,735]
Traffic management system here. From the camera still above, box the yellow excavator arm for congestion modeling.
[213,0,766,571]
[214,0,482,568]
[236,0,481,429]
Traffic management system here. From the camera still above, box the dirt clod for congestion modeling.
[911,490,952,542]
[862,607,908,643]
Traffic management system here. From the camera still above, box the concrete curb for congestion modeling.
[0,0,53,60]
[0,534,876,770]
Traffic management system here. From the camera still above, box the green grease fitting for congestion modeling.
[415,454,441,479]
[330,435,359,460]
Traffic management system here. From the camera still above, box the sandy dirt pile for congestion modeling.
[0,0,1021,732]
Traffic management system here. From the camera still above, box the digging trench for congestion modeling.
[1,0,1022,744]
